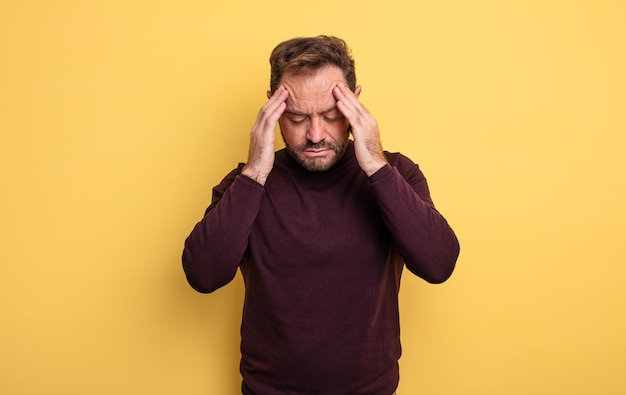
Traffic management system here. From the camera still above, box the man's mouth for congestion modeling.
[303,148,330,157]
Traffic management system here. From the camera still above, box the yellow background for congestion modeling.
[1,1,625,393]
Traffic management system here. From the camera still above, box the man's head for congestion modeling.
[269,36,360,172]
[269,36,356,95]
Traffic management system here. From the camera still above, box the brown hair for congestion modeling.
[269,35,356,94]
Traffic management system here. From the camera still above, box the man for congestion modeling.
[183,36,460,395]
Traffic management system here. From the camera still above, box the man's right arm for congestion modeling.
[182,87,287,292]
[182,167,265,293]
[241,85,289,185]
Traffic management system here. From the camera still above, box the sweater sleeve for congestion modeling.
[182,165,265,293]
[369,157,460,283]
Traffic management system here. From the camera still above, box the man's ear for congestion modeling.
[355,85,362,98]
[267,90,272,99]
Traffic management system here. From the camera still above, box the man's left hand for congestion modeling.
[333,83,388,177]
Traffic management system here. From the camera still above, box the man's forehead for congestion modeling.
[284,92,338,116]
[280,66,346,113]
[284,80,340,98]
[285,88,340,112]
[282,66,345,93]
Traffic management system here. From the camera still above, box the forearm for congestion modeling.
[182,174,264,293]
[370,165,460,283]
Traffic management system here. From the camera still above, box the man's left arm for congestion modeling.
[334,83,459,283]
[369,160,460,283]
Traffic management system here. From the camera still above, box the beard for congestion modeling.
[282,134,350,172]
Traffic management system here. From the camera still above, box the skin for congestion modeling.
[242,65,388,185]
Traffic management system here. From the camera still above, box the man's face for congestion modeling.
[275,65,357,172]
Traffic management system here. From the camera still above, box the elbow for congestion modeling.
[182,251,235,294]
[431,231,460,283]
[184,273,220,294]
[409,238,460,284]
[432,240,460,284]
[423,263,455,284]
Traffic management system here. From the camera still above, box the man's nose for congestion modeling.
[306,116,326,143]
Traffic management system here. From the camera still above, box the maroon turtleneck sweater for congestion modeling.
[183,142,459,394]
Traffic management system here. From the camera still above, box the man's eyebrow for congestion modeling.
[284,106,339,116]
[284,110,308,116]
[320,106,340,115]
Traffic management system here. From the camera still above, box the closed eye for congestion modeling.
[287,115,307,124]
[323,111,342,122]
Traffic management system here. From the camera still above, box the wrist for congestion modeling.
[241,165,269,185]
[361,155,388,177]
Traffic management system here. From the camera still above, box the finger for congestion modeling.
[334,84,369,124]
[333,83,357,104]
[334,83,367,112]
[256,86,289,128]
[333,84,369,118]
[263,86,289,115]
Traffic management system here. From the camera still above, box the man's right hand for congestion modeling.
[241,86,289,185]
